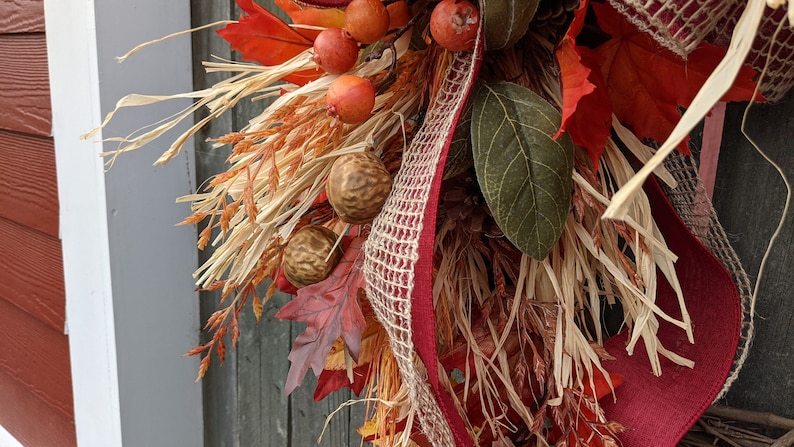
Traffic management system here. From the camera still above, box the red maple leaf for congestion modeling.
[314,364,370,401]
[555,0,612,168]
[217,0,318,85]
[592,2,762,152]
[275,237,367,395]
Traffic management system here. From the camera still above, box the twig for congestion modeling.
[706,406,794,431]
[698,419,748,447]
[771,427,794,447]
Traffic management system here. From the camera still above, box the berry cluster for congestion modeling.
[309,0,480,124]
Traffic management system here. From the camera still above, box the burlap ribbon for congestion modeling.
[362,3,748,445]
[602,170,742,446]
[362,27,484,447]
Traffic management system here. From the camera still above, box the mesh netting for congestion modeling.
[661,151,754,400]
[362,49,480,446]
[709,4,794,102]
[610,0,794,101]
[607,0,741,56]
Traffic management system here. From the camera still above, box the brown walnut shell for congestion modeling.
[325,152,392,224]
[282,225,343,288]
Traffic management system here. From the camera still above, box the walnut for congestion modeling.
[325,152,392,224]
[282,225,343,288]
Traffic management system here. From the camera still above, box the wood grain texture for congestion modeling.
[192,1,367,444]
[0,217,65,331]
[0,296,73,419]
[0,33,52,136]
[0,369,75,447]
[192,2,240,445]
[713,93,794,418]
[0,130,58,237]
[0,0,45,33]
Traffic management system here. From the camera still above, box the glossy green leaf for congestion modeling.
[471,81,574,260]
[483,0,539,50]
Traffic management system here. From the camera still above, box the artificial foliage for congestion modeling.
[85,0,794,445]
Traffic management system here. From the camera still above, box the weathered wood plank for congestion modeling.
[289,330,356,447]
[713,94,794,418]
[0,217,65,331]
[0,130,58,237]
[0,296,73,418]
[192,1,369,444]
[0,369,75,447]
[191,0,240,445]
[237,292,290,447]
[0,0,45,33]
[0,33,51,136]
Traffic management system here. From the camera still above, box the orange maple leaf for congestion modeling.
[555,0,612,169]
[592,2,762,152]
[217,0,319,85]
[274,0,345,41]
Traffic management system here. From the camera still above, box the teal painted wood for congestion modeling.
[192,1,368,445]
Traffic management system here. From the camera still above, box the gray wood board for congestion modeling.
[191,1,366,445]
[713,93,794,418]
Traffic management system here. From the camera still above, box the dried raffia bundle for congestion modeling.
[83,0,772,445]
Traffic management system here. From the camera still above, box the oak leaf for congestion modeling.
[592,2,762,151]
[275,237,367,395]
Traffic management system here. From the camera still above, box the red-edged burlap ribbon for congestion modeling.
[409,104,740,447]
[600,175,742,446]
[362,24,484,447]
[369,9,740,447]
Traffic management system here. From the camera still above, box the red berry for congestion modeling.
[429,0,480,52]
[313,28,360,74]
[344,0,390,44]
[326,75,376,124]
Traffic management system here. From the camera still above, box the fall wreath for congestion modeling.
[86,0,794,445]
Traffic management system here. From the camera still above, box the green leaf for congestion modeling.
[444,99,474,180]
[483,0,539,50]
[471,81,574,260]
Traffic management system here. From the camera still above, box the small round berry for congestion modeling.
[326,75,376,124]
[313,28,359,74]
[429,0,480,52]
[344,0,390,44]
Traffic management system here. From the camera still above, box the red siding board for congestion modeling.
[0,369,76,447]
[0,217,65,331]
[0,33,52,137]
[0,130,58,237]
[0,297,73,418]
[0,0,45,33]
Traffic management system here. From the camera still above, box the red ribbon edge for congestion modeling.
[411,52,484,447]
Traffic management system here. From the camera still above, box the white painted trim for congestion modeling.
[45,0,203,446]
[44,0,123,445]
[0,425,24,447]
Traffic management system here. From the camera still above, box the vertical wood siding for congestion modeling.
[192,1,365,445]
[0,0,75,445]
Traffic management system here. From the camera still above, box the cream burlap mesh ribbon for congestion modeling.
[607,0,740,56]
[662,151,754,399]
[711,3,794,102]
[362,49,480,446]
